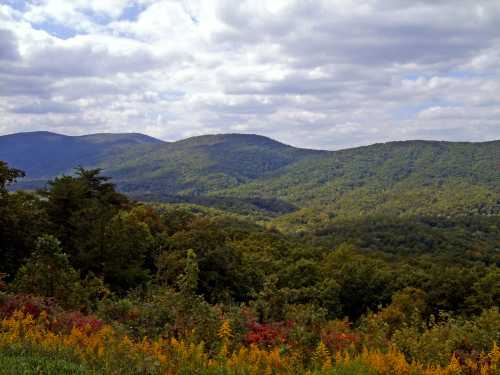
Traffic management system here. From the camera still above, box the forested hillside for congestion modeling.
[1,132,498,222]
[219,140,499,224]
[100,133,323,198]
[0,131,163,185]
[0,158,499,374]
[1,134,499,374]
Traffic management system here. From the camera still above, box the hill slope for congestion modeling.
[215,140,500,224]
[1,131,498,220]
[102,133,324,197]
[0,131,164,181]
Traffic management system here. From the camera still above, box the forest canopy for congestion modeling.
[0,160,499,374]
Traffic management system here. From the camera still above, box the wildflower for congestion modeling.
[312,341,330,368]
[218,320,233,341]
[447,354,461,374]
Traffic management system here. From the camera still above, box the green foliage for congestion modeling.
[322,245,394,319]
[177,249,199,295]
[98,286,219,344]
[101,209,153,292]
[0,163,45,277]
[0,190,48,277]
[102,133,318,198]
[466,267,500,313]
[391,308,500,366]
[12,235,106,310]
[0,351,87,375]
[39,171,121,267]
[0,156,499,373]
[118,138,500,228]
[0,160,24,197]
[313,215,500,263]
[220,140,499,223]
[36,168,156,293]
[6,133,497,224]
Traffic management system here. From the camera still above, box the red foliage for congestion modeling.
[51,311,103,333]
[323,332,358,351]
[0,294,58,319]
[0,293,102,334]
[320,320,359,352]
[245,320,294,347]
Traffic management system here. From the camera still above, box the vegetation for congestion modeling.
[0,145,499,374]
[0,131,162,183]
[3,133,498,224]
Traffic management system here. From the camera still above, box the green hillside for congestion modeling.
[1,132,498,221]
[0,131,163,184]
[99,133,322,195]
[214,140,500,227]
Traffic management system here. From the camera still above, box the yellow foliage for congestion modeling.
[1,310,498,375]
[490,342,500,370]
[446,354,461,374]
[312,340,332,371]
[360,346,409,374]
[218,319,233,341]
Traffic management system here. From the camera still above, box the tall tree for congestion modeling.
[0,161,46,276]
[39,168,130,275]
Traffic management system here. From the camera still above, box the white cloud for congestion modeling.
[0,0,499,149]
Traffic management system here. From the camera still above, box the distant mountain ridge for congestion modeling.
[1,131,498,220]
[0,131,164,179]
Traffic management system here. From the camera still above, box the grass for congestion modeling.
[0,351,87,375]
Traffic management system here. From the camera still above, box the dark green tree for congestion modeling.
[39,168,132,286]
[0,161,24,198]
[322,244,394,319]
[13,234,106,309]
[466,267,500,313]
[0,162,46,276]
[102,210,153,292]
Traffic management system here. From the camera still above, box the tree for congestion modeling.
[39,167,130,277]
[374,288,428,334]
[466,267,500,313]
[0,160,24,198]
[0,191,47,276]
[322,244,394,319]
[0,162,45,276]
[13,235,106,309]
[102,210,153,292]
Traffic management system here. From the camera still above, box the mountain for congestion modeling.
[1,131,498,220]
[217,140,500,225]
[100,134,324,196]
[0,131,164,181]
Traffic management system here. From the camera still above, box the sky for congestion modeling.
[0,0,499,150]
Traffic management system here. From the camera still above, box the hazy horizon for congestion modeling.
[2,129,499,152]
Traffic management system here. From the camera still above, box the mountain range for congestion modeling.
[1,131,498,225]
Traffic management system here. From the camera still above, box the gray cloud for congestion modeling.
[0,0,499,150]
[0,74,53,97]
[214,1,500,67]
[0,29,20,61]
[23,41,165,78]
[11,100,81,114]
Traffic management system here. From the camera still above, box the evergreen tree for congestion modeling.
[13,235,106,309]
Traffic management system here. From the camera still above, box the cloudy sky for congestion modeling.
[1,0,499,149]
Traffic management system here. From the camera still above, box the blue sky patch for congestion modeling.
[33,21,78,40]
[392,99,453,120]
[3,0,27,12]
[120,3,147,22]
